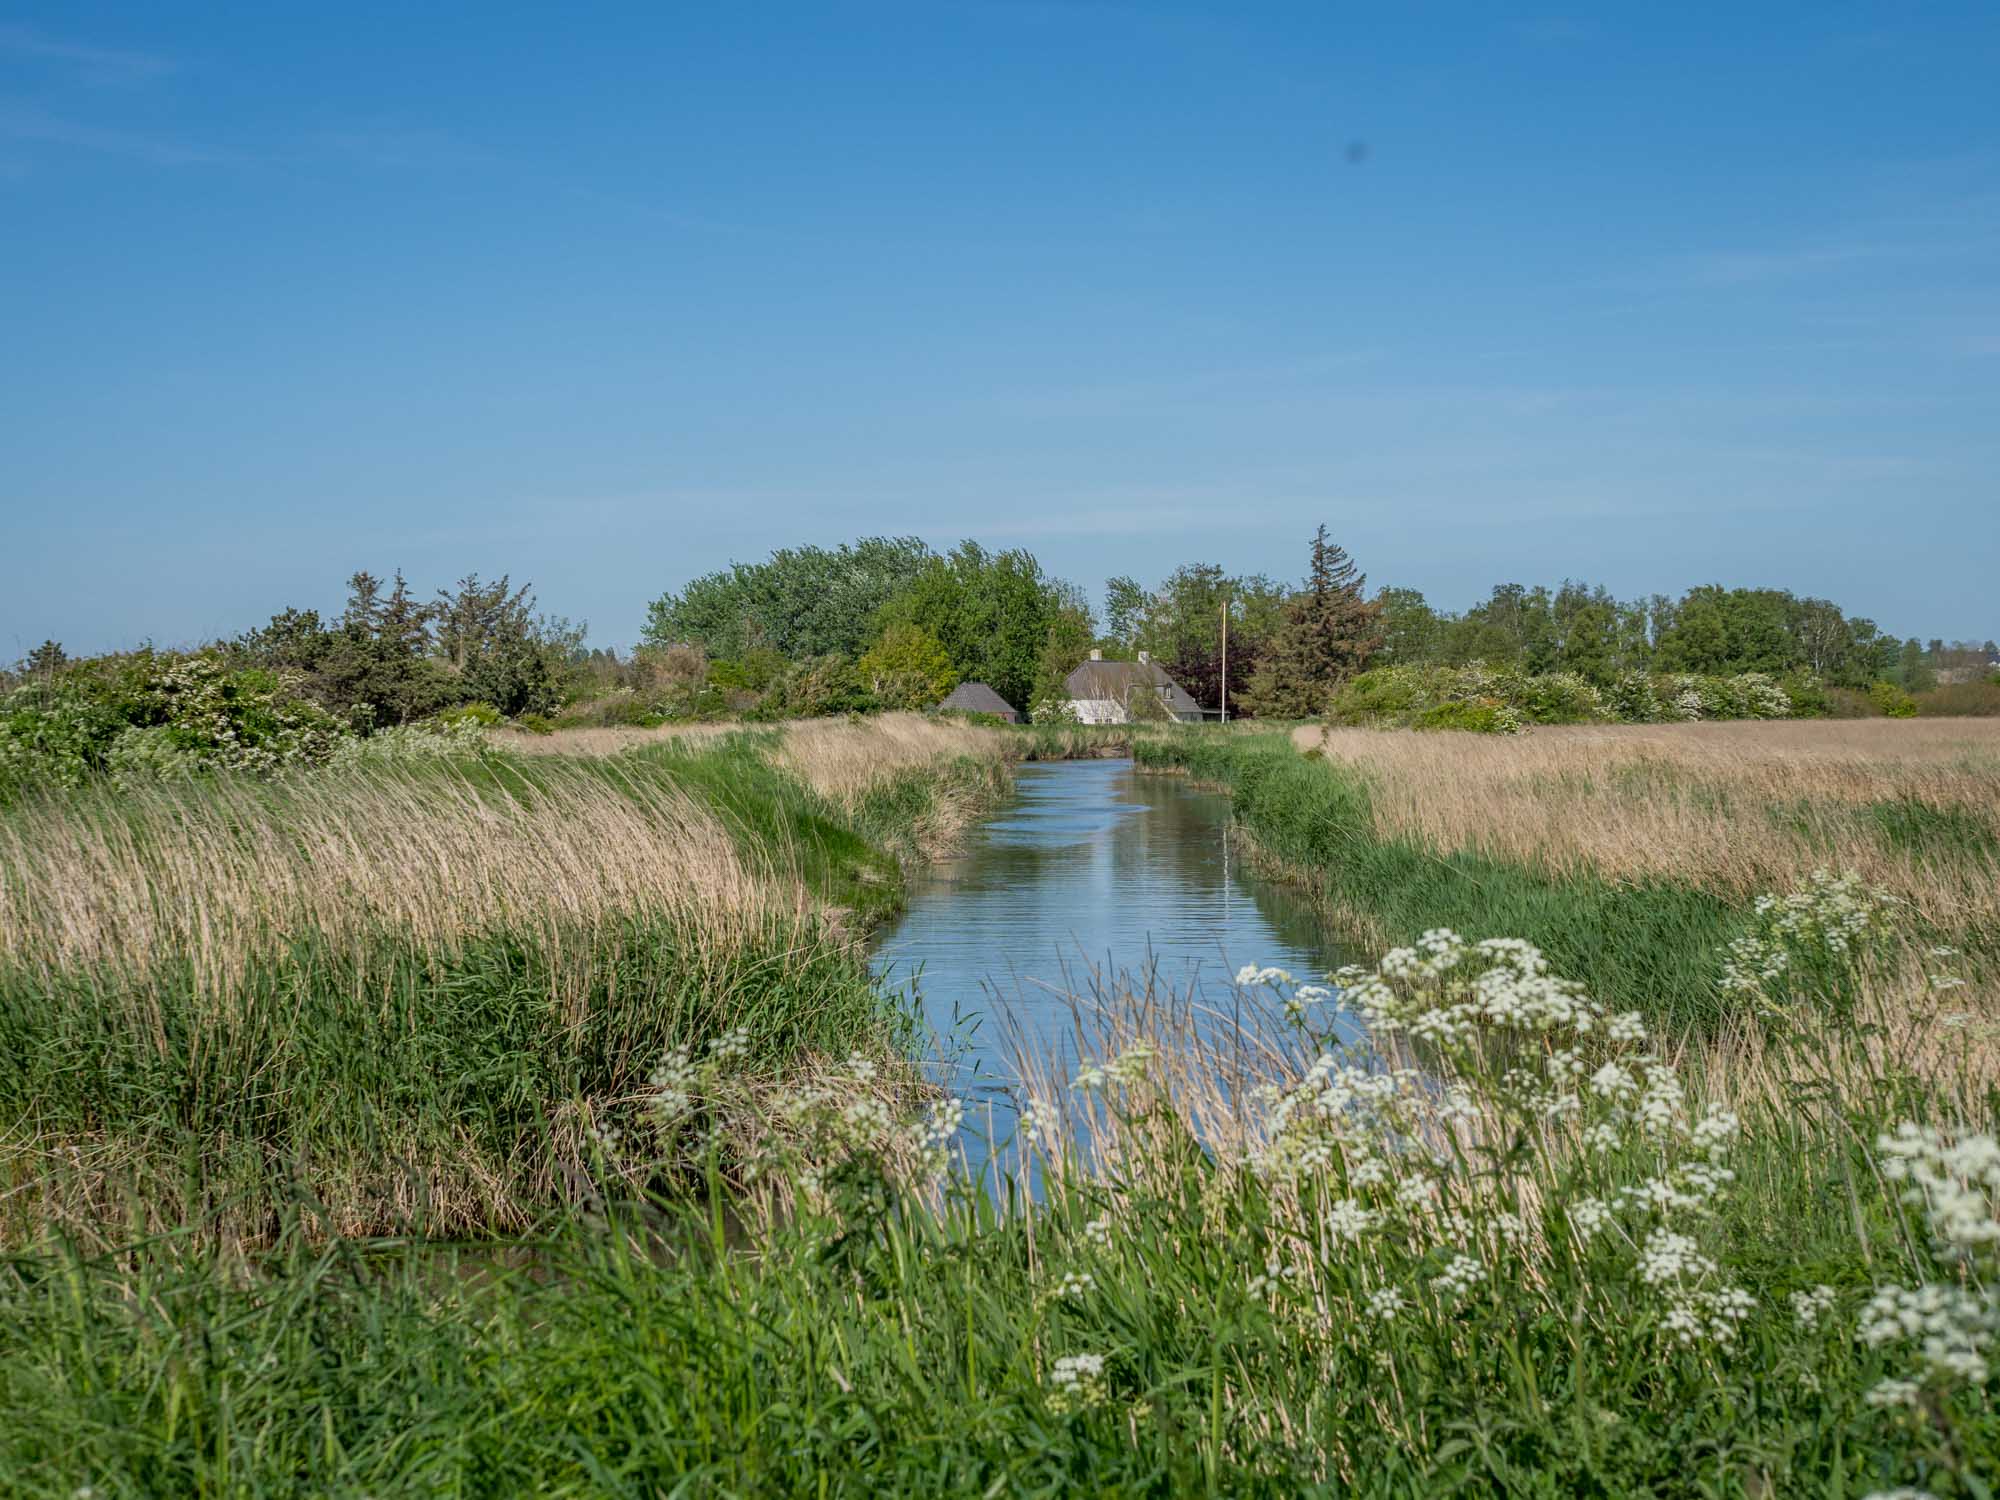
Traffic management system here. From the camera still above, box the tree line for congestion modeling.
[11,537,1996,735]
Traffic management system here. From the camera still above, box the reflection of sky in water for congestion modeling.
[870,759,1356,1125]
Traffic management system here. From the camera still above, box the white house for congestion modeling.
[1064,650,1204,724]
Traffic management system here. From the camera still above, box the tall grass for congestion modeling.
[0,724,1018,1246]
[1133,730,1750,1031]
[1135,722,2000,1033]
[4,897,1993,1496]
[1287,719,2000,930]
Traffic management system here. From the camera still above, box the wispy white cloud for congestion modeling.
[0,101,236,166]
[0,24,174,84]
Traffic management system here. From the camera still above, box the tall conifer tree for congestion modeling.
[1241,527,1382,717]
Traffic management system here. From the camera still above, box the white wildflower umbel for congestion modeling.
[708,1027,752,1064]
[1569,1197,1612,1240]
[1865,1377,1923,1410]
[1257,933,1765,1373]
[1720,869,1898,1010]
[1324,1197,1380,1244]
[1045,1352,1108,1412]
[1053,1270,1096,1300]
[1859,1120,2000,1402]
[1106,1044,1155,1086]
[1367,1286,1407,1321]
[1876,1122,2000,1260]
[648,1045,697,1124]
[1790,1284,1837,1332]
[1858,1283,1994,1385]
[1432,1254,1486,1300]
[1018,1098,1063,1150]
[1247,1250,1299,1299]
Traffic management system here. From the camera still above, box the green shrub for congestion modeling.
[1868,681,1918,718]
[1780,673,1832,718]
[516,712,556,735]
[775,653,870,717]
[1600,670,1666,722]
[438,701,503,727]
[0,653,346,801]
[1329,667,1428,724]
[1913,680,2000,717]
[1410,698,1520,734]
[1510,669,1604,724]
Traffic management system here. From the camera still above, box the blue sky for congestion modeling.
[4,2,1997,655]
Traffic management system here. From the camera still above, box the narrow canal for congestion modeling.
[871,757,1352,1126]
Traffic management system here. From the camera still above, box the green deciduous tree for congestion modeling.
[1374,589,1442,667]
[1100,565,1285,716]
[875,542,1076,710]
[642,538,933,661]
[857,623,957,709]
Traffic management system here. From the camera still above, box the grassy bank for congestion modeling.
[6,882,1996,1496]
[1133,720,2000,1034]
[3,717,1996,1496]
[0,715,1012,1245]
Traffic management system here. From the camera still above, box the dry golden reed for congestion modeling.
[773,713,1004,809]
[1290,719,2000,931]
[0,758,800,996]
[492,711,1003,786]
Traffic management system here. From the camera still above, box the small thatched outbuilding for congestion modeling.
[936,682,1020,722]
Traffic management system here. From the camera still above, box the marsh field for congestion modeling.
[2,715,1997,1497]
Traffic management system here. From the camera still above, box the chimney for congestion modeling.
[1089,648,1103,661]
[1137,651,1150,664]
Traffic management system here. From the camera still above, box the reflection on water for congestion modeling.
[871,758,1352,1110]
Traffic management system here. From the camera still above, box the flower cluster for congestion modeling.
[1720,869,1898,1005]
[1791,1284,1837,1331]
[1877,1122,2000,1260]
[1858,1283,1993,1385]
[1045,1353,1108,1413]
[1857,1121,2000,1396]
[1235,937,1761,1356]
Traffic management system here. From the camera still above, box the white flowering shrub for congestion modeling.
[1330,663,1804,732]
[1,654,349,800]
[326,714,489,766]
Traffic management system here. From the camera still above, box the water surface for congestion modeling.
[872,758,1351,1110]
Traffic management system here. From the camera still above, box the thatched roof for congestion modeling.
[1064,658,1201,715]
[937,681,1019,720]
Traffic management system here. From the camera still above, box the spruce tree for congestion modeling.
[1241,527,1382,717]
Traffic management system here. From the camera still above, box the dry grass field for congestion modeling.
[1291,718,2000,930]
[0,758,797,994]
[1273,718,2000,1086]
